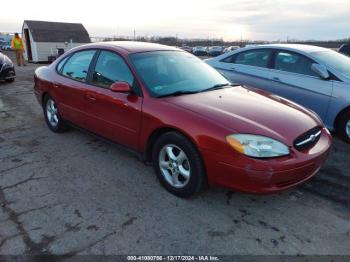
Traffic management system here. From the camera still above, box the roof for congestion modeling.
[257,44,329,53]
[94,41,180,53]
[24,20,90,43]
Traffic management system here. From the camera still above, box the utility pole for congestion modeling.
[133,29,136,40]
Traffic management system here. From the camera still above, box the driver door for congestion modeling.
[269,50,333,120]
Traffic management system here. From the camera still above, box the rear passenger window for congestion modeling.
[62,50,95,82]
[91,51,134,88]
[274,51,318,77]
[222,49,271,68]
[234,50,271,68]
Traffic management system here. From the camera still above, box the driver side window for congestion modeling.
[274,51,318,77]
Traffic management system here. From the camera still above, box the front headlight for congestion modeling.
[4,56,13,67]
[226,134,290,158]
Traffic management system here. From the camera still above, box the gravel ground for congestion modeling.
[0,51,350,256]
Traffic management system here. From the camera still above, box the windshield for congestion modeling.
[130,51,231,97]
[312,50,350,78]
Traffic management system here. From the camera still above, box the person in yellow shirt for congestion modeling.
[11,33,26,66]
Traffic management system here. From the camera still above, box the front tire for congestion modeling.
[337,110,350,144]
[43,95,68,133]
[152,132,207,197]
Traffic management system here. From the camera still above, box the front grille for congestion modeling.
[294,126,322,151]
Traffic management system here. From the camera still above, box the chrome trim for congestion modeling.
[295,130,322,147]
[346,120,350,138]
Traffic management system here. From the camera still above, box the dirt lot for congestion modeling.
[0,51,350,255]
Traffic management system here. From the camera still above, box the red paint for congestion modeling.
[34,42,332,194]
[110,82,132,93]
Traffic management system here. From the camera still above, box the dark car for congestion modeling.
[179,46,193,53]
[208,46,223,57]
[192,46,208,56]
[34,41,331,197]
[0,51,15,82]
[339,44,350,57]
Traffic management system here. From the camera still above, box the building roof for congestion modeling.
[23,20,90,43]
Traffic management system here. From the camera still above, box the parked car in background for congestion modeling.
[206,44,350,143]
[208,46,224,57]
[338,44,350,57]
[1,45,12,51]
[224,46,240,53]
[192,46,208,56]
[179,46,192,53]
[0,51,15,82]
[34,41,331,197]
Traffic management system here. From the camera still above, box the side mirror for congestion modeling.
[110,81,131,93]
[311,63,330,80]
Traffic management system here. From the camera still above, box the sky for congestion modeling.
[1,0,350,41]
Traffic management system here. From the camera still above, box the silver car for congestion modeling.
[206,44,350,143]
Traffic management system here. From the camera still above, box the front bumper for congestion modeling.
[209,51,222,57]
[194,51,208,56]
[201,128,332,194]
[0,65,16,80]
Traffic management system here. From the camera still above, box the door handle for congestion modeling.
[272,76,281,82]
[231,67,237,71]
[53,82,60,88]
[85,94,97,101]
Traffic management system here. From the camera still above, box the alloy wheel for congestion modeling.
[346,119,350,138]
[46,99,59,127]
[158,144,191,188]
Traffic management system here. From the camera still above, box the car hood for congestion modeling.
[164,86,321,145]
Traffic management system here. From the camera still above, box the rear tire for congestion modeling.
[337,110,350,143]
[152,132,207,197]
[43,95,68,133]
[5,78,14,83]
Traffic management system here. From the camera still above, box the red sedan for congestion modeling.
[34,42,332,197]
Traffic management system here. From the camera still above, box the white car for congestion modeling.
[206,44,350,143]
[223,46,240,53]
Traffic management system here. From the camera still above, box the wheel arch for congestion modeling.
[41,92,49,108]
[144,126,201,163]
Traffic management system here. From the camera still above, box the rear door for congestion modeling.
[83,50,143,149]
[212,49,275,93]
[54,50,96,128]
[269,50,333,120]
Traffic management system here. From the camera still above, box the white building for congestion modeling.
[22,20,90,62]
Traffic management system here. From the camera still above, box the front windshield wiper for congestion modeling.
[200,83,236,93]
[156,90,200,98]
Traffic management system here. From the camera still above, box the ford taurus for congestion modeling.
[34,42,332,197]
